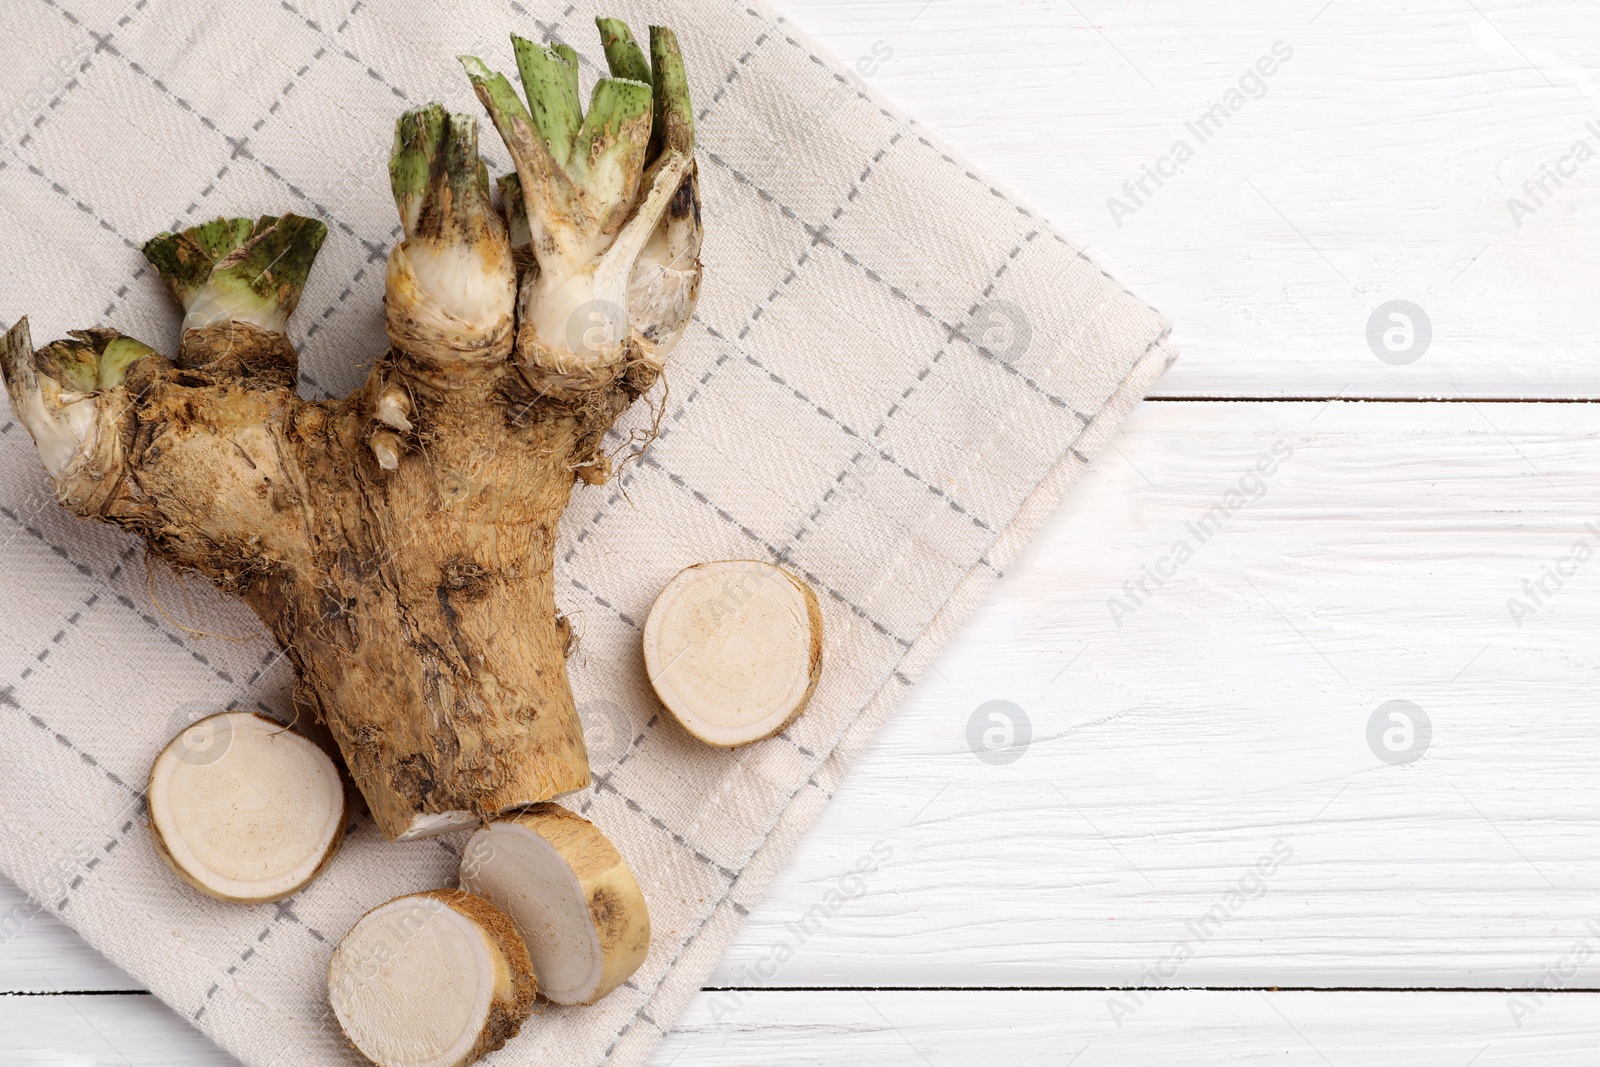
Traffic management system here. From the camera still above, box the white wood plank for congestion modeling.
[0,994,227,1065]
[710,399,1600,986]
[3,990,1598,1065]
[774,0,1600,397]
[657,990,1600,1065]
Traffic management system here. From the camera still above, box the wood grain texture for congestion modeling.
[0,994,225,1065]
[661,990,1600,1065]
[3,989,1600,1065]
[772,0,1600,397]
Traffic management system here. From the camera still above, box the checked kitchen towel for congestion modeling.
[0,0,1175,1063]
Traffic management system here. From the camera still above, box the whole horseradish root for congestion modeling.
[1,19,702,841]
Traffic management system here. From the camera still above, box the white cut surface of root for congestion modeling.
[397,809,480,841]
[147,711,346,904]
[328,890,536,1067]
[459,804,650,1005]
[642,559,823,747]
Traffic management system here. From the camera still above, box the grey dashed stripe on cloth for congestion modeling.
[275,0,416,103]
[0,506,276,699]
[694,32,769,126]
[572,547,921,1023]
[18,164,140,252]
[733,0,1170,323]
[735,312,1003,534]
[699,148,1095,421]
[57,812,144,911]
[13,137,385,387]
[1,672,148,913]
[190,825,363,1024]
[566,577,641,630]
[575,690,816,818]
[567,440,911,661]
[591,779,739,882]
[831,133,903,219]
[11,156,238,329]
[191,882,338,1021]
[76,33,391,253]
[595,337,998,557]
[636,450,913,648]
[3,672,133,799]
[13,54,100,154]
[193,925,273,1022]
[573,722,655,819]
[587,63,1173,1061]
[726,4,1046,224]
[299,225,403,361]
[555,239,830,568]
[16,0,155,151]
[112,593,239,685]
[735,250,811,341]
[269,897,329,944]
[901,126,1166,317]
[0,505,95,580]
[243,648,287,689]
[595,426,1053,1055]
[564,182,1018,575]
[776,274,1150,629]
[13,594,98,685]
[562,464,878,792]
[13,7,345,325]
[590,235,1057,565]
[507,1,578,47]
[84,172,235,323]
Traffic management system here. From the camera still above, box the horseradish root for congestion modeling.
[1,17,703,840]
[459,804,650,1005]
[643,561,824,747]
[147,712,346,904]
[328,889,536,1067]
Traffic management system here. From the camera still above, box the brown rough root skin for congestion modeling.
[51,314,658,838]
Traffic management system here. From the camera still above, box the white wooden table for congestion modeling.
[6,0,1600,1062]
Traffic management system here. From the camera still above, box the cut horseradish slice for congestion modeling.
[642,559,823,747]
[147,711,346,904]
[459,805,650,1005]
[328,890,536,1067]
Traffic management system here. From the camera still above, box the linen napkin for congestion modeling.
[0,0,1175,1063]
